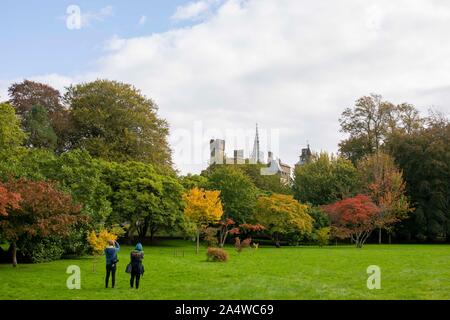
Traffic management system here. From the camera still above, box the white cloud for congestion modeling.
[171,0,220,21]
[139,15,147,25]
[80,5,114,28]
[4,0,450,174]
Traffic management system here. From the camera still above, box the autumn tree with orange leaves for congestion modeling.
[358,152,411,244]
[0,179,85,266]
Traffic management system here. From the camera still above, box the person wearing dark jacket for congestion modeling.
[130,243,144,289]
[104,240,120,288]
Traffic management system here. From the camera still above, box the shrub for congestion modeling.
[316,227,331,247]
[242,238,252,248]
[234,237,252,253]
[62,224,90,256]
[204,227,219,247]
[287,233,302,246]
[18,237,65,263]
[206,247,229,262]
[63,232,87,256]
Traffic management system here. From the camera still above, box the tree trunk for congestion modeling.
[378,228,382,244]
[219,229,226,248]
[355,235,363,248]
[150,232,154,243]
[196,229,200,254]
[11,242,17,267]
[273,234,281,248]
[137,218,150,243]
[149,226,158,243]
[388,233,392,244]
[355,233,365,248]
[126,226,134,245]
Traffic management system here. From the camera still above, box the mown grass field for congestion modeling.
[0,240,449,300]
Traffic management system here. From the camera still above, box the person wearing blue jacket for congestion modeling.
[104,240,120,288]
[130,243,144,289]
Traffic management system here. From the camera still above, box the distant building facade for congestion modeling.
[278,160,292,185]
[209,126,308,186]
[265,151,292,185]
[233,149,245,164]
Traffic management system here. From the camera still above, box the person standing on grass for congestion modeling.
[130,243,144,289]
[105,239,120,288]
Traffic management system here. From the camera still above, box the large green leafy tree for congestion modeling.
[47,151,112,226]
[65,80,172,167]
[0,103,26,152]
[386,116,450,241]
[155,176,185,240]
[180,174,208,190]
[23,105,57,150]
[204,165,258,224]
[5,149,56,181]
[293,153,359,206]
[339,94,423,163]
[239,163,292,195]
[0,103,27,179]
[102,161,183,242]
[339,94,394,163]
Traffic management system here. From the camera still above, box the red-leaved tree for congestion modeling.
[218,218,240,248]
[0,185,21,216]
[322,194,381,248]
[0,179,85,266]
[217,218,265,248]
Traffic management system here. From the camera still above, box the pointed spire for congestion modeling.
[251,123,260,163]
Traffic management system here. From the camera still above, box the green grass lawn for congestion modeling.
[0,240,449,300]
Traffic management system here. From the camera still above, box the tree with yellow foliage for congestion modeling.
[254,194,314,247]
[183,187,223,254]
[87,228,121,272]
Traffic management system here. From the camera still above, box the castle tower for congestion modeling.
[210,139,225,165]
[296,143,312,167]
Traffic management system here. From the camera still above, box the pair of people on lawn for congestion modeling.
[104,240,144,289]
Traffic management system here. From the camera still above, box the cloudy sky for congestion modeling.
[1,0,450,174]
